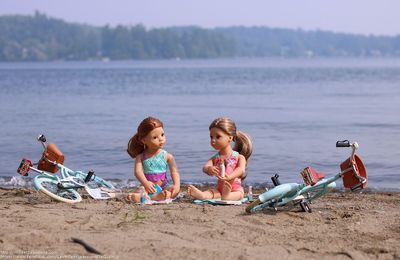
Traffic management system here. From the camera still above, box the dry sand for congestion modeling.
[0,187,399,260]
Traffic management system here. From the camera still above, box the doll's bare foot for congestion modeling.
[152,190,171,201]
[222,181,232,193]
[188,185,217,199]
[126,192,140,203]
[188,185,211,199]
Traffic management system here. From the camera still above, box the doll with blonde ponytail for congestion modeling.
[188,117,252,201]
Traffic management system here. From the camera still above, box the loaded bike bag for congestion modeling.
[300,166,325,186]
[38,143,64,173]
[340,154,368,189]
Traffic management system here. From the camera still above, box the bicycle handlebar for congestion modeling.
[336,140,359,162]
[336,140,350,147]
[37,134,47,150]
[85,170,95,183]
[37,134,46,143]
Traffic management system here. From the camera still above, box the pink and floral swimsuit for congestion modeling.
[212,151,242,193]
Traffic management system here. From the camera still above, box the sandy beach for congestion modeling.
[0,186,399,260]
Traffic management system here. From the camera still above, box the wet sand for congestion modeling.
[0,187,399,259]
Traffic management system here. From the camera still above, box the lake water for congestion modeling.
[0,58,399,191]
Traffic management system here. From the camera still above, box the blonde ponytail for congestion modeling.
[234,131,253,162]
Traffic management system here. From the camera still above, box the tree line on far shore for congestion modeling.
[1,12,399,61]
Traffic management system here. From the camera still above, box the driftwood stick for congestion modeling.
[71,237,103,255]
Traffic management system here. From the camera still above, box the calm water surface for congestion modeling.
[0,58,399,190]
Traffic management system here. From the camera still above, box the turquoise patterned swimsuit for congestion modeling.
[142,149,168,189]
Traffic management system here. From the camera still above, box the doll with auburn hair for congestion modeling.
[188,117,252,201]
[126,117,180,202]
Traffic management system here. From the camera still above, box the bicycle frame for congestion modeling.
[27,163,87,189]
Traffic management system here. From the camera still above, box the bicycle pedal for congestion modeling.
[17,158,32,176]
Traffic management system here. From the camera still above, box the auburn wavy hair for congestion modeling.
[127,117,164,159]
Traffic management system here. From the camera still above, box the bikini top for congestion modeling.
[142,149,168,174]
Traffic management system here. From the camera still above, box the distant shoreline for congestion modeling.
[2,13,400,62]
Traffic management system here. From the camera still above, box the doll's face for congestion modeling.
[142,127,166,150]
[209,127,233,151]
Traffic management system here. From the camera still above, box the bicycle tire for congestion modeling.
[300,200,312,213]
[33,175,82,203]
[245,198,262,214]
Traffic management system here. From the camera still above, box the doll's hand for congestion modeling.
[216,175,230,182]
[205,166,220,176]
[168,184,180,197]
[143,181,156,194]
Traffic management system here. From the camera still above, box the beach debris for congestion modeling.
[71,237,102,255]
[248,185,253,201]
[15,188,32,196]
[117,206,147,227]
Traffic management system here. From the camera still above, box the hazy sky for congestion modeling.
[1,0,399,36]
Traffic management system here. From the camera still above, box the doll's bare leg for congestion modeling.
[126,192,141,203]
[221,182,244,201]
[187,185,220,199]
[152,190,171,201]
[102,188,123,199]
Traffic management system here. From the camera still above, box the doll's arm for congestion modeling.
[166,153,180,197]
[202,159,220,176]
[166,153,180,187]
[134,154,156,193]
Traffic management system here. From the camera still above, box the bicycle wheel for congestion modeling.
[33,175,82,203]
[245,183,300,214]
[245,198,262,214]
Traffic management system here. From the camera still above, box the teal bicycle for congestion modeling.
[17,134,115,203]
[245,140,368,214]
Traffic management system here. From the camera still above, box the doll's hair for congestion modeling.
[209,117,253,161]
[127,117,164,159]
